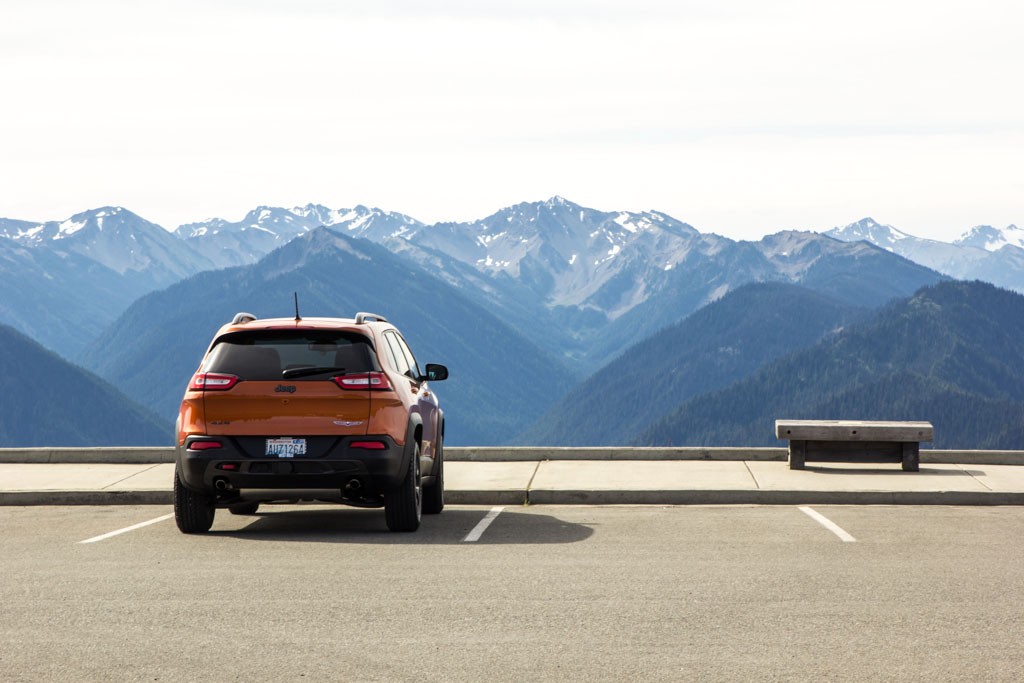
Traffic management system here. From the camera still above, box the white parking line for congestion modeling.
[799,506,856,543]
[78,513,174,544]
[462,506,505,543]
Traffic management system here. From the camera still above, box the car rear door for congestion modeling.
[199,330,374,439]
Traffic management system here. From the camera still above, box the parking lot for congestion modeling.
[2,504,1023,682]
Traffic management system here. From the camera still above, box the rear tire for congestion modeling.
[174,469,215,534]
[385,441,422,532]
[228,502,260,515]
[422,435,444,515]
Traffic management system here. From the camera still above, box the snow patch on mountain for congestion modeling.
[827,218,1024,294]
[175,204,425,268]
[956,224,1024,252]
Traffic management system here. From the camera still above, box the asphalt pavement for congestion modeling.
[3,504,1023,682]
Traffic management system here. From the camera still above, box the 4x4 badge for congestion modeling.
[275,384,297,393]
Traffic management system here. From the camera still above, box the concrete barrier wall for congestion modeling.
[1,446,1022,465]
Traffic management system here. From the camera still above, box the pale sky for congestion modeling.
[1,0,1021,241]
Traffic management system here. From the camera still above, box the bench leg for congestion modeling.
[789,441,806,470]
[901,442,920,472]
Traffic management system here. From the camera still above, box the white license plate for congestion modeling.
[265,438,307,457]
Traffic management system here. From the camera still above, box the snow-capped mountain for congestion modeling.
[826,218,1024,293]
[0,198,980,364]
[177,204,424,268]
[0,206,215,283]
[405,196,715,318]
[826,217,919,251]
[0,207,219,357]
[955,224,1024,252]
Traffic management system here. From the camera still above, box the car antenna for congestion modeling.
[294,291,301,321]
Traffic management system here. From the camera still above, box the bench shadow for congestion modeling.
[802,465,982,476]
[209,506,594,545]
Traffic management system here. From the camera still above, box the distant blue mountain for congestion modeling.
[523,282,866,446]
[636,281,1024,449]
[0,323,169,446]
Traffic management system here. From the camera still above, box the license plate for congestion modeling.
[265,438,306,457]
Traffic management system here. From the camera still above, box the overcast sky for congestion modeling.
[1,0,1020,240]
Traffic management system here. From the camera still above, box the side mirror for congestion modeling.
[422,363,448,382]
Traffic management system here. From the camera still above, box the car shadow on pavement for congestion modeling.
[210,506,595,545]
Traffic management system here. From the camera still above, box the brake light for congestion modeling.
[350,441,387,450]
[333,372,392,391]
[189,373,240,391]
[188,440,223,451]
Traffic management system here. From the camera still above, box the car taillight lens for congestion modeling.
[189,373,240,391]
[333,372,392,391]
[188,440,223,451]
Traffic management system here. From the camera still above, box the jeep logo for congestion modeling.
[275,384,297,394]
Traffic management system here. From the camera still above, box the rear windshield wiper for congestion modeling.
[281,366,349,379]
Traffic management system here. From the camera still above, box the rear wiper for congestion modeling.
[281,366,348,379]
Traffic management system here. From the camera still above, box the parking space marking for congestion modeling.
[78,513,174,544]
[462,506,505,543]
[799,506,856,543]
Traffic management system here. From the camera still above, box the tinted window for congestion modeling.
[394,334,422,380]
[383,332,411,377]
[205,330,378,380]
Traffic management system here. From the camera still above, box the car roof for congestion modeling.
[212,314,392,340]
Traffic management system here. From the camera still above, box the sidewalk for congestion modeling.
[2,460,1024,506]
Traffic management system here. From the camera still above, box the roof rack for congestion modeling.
[354,312,388,324]
[231,312,257,324]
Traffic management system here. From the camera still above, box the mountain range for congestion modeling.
[2,198,954,367]
[1,198,1021,447]
[827,218,1024,293]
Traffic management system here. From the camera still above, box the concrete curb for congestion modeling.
[449,447,790,461]
[2,447,1022,465]
[0,448,174,464]
[525,489,1024,506]
[4,489,1023,507]
[0,490,172,506]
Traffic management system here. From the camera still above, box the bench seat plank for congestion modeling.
[775,420,933,443]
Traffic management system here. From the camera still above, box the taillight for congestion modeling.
[333,372,392,391]
[189,373,240,391]
[188,440,223,451]
[350,441,387,450]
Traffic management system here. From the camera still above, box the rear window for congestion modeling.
[204,330,379,381]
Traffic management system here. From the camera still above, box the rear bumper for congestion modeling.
[175,434,408,496]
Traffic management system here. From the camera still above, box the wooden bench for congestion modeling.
[774,420,933,472]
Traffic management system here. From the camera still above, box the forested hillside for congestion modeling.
[637,281,1024,449]
[522,283,865,445]
[0,324,169,446]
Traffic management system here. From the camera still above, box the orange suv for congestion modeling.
[174,311,447,533]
